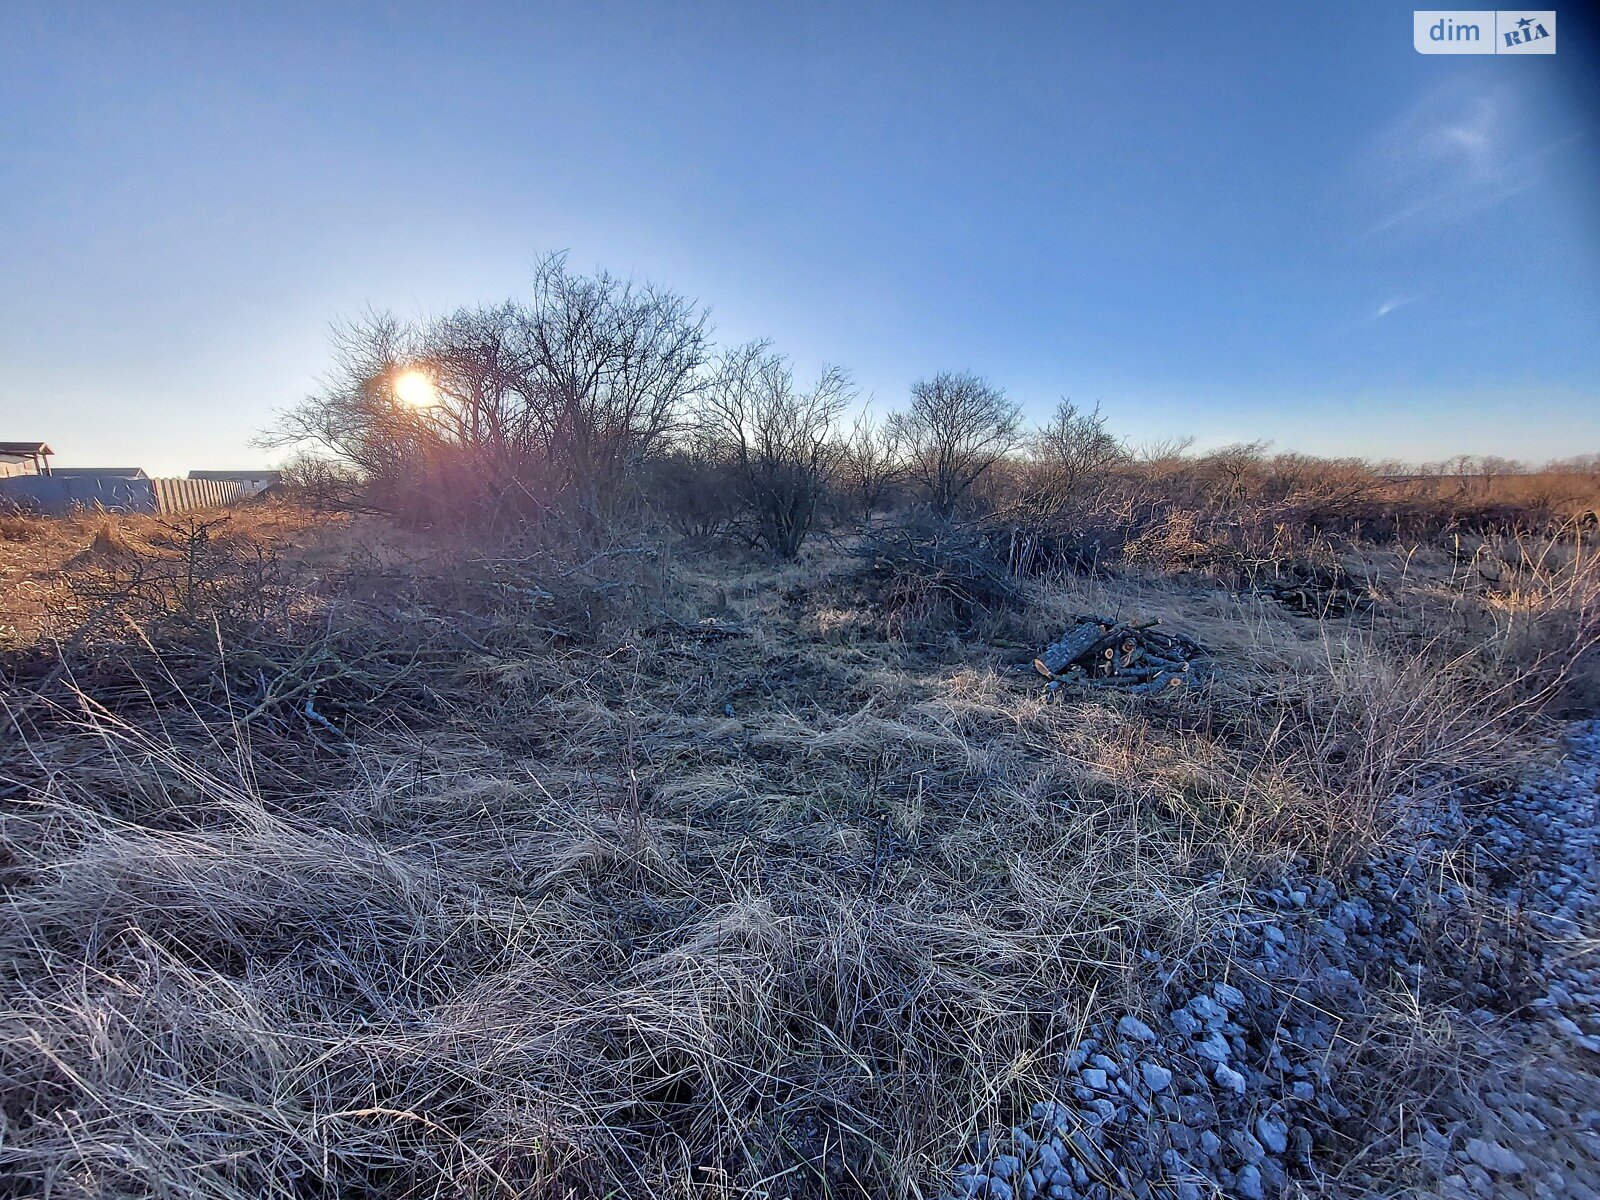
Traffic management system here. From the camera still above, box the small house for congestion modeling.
[188,469,283,496]
[0,442,54,479]
[52,467,150,480]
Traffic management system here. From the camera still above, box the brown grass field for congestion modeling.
[0,497,1597,1198]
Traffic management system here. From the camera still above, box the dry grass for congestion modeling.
[0,505,1594,1197]
[0,505,325,645]
[0,514,47,544]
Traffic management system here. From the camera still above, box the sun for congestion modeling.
[393,369,438,407]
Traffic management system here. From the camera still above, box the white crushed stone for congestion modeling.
[940,720,1600,1200]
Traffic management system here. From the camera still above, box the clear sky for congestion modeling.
[2,1,1597,474]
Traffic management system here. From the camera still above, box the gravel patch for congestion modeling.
[939,721,1600,1199]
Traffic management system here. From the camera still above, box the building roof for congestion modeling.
[53,467,149,479]
[188,469,283,481]
[0,442,54,456]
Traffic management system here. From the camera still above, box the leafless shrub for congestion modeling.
[1025,399,1126,511]
[1260,453,1374,506]
[1191,440,1271,508]
[853,516,1023,637]
[278,451,363,512]
[837,409,905,523]
[888,371,1021,519]
[989,502,1143,578]
[644,439,742,540]
[1132,435,1197,473]
[517,254,711,511]
[61,515,291,636]
[699,342,853,559]
[979,402,1133,577]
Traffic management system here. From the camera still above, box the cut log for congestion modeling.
[1031,615,1203,697]
[1033,620,1115,676]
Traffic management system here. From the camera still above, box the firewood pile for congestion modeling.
[1031,615,1203,696]
[1249,562,1373,618]
[1252,578,1368,617]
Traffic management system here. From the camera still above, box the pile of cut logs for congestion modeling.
[1245,559,1373,618]
[1251,577,1370,618]
[1032,616,1202,696]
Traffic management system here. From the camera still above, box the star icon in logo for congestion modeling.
[1517,15,1533,28]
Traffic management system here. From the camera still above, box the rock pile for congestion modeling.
[942,722,1600,1199]
[1485,720,1600,1056]
[945,979,1322,1200]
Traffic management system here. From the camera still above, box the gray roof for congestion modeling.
[188,470,283,481]
[0,442,53,456]
[53,467,149,478]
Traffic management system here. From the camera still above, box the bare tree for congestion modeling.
[1198,441,1270,506]
[702,341,853,558]
[263,255,711,523]
[262,311,439,488]
[1028,399,1125,510]
[839,409,904,522]
[517,253,711,512]
[888,371,1021,519]
[424,303,536,473]
[263,307,545,522]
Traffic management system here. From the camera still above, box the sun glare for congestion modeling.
[393,369,438,407]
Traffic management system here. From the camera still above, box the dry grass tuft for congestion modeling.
[0,514,46,544]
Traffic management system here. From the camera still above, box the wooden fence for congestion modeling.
[151,477,243,513]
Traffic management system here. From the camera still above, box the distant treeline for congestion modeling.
[265,254,1600,556]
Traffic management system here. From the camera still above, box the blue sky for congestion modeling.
[1,1,1596,473]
